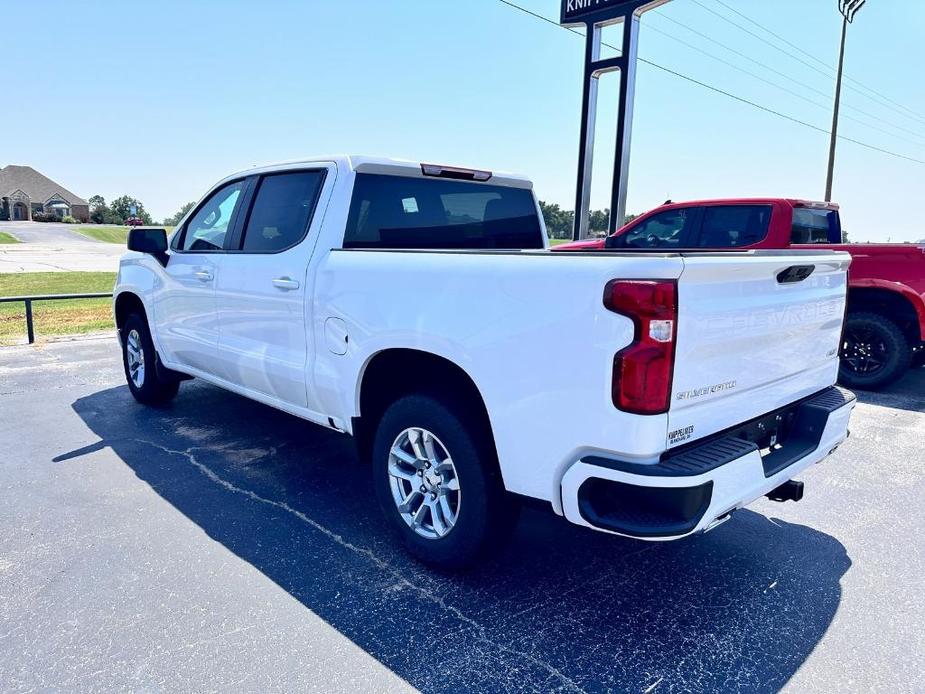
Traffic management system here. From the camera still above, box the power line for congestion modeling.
[495,0,925,167]
[710,0,925,122]
[644,24,840,114]
[689,0,838,80]
[649,11,925,145]
[712,0,841,71]
[696,0,925,127]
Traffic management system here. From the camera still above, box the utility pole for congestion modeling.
[826,0,867,202]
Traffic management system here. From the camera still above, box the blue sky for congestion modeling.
[5,0,924,241]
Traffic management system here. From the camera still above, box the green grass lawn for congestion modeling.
[0,272,116,344]
[0,231,20,244]
[72,226,130,244]
[73,225,174,244]
[548,238,573,246]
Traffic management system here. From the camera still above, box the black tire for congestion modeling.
[372,395,519,570]
[839,311,911,390]
[121,313,180,405]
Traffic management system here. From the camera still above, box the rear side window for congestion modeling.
[694,205,771,248]
[617,208,692,248]
[240,171,326,252]
[792,207,841,244]
[344,174,544,249]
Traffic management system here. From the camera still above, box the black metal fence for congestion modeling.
[0,293,113,344]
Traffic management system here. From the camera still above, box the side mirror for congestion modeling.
[127,228,169,266]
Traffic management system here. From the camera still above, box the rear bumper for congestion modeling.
[560,386,856,540]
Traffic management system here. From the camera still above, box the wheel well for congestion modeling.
[354,349,496,464]
[847,288,922,343]
[114,293,147,338]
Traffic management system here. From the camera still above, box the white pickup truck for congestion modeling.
[114,156,856,568]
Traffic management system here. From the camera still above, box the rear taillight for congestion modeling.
[604,280,678,415]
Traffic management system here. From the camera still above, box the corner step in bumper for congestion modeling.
[561,386,856,540]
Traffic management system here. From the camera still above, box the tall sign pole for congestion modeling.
[562,0,671,240]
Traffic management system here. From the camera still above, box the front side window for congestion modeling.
[180,180,245,252]
[695,205,771,248]
[618,209,691,248]
[344,174,544,250]
[240,171,326,252]
[792,207,841,244]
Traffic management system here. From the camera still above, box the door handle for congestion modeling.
[194,270,214,282]
[272,277,301,291]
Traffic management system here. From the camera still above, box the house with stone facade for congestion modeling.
[0,165,90,222]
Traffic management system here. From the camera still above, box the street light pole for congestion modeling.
[825,0,867,202]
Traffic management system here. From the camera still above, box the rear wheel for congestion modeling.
[121,313,180,405]
[371,395,518,569]
[839,311,911,390]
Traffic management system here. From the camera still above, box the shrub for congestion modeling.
[61,216,77,224]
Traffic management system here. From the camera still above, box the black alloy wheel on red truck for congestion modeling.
[839,312,911,390]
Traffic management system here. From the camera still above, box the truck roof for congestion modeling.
[222,155,534,190]
[655,197,839,211]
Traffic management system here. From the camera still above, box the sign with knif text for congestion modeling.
[560,0,658,26]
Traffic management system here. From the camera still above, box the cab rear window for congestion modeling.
[344,174,543,250]
[792,208,842,244]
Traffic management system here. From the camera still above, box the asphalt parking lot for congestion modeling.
[2,338,924,693]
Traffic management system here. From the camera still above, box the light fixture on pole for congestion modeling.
[825,0,867,202]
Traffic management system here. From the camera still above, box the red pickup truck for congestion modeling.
[555,198,925,390]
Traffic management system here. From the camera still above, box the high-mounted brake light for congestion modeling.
[604,280,678,415]
[421,163,493,182]
[795,200,839,210]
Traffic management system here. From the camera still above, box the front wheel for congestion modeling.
[839,311,911,390]
[371,395,518,569]
[121,313,180,405]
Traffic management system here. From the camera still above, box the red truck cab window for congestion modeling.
[693,205,772,248]
[608,208,695,249]
[791,207,842,244]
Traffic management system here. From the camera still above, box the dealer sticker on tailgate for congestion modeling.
[668,425,695,447]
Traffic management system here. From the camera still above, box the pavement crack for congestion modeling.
[135,439,586,693]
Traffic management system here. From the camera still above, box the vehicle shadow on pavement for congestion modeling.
[62,382,851,693]
[852,365,925,414]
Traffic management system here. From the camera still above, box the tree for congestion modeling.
[89,195,108,224]
[589,209,610,235]
[538,201,575,239]
[109,195,153,225]
[163,202,195,227]
[540,202,636,239]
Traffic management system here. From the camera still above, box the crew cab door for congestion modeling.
[213,166,334,408]
[154,179,247,374]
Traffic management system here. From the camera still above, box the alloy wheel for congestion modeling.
[387,427,461,540]
[842,326,888,375]
[126,329,146,388]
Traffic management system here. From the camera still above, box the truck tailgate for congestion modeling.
[668,251,850,448]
